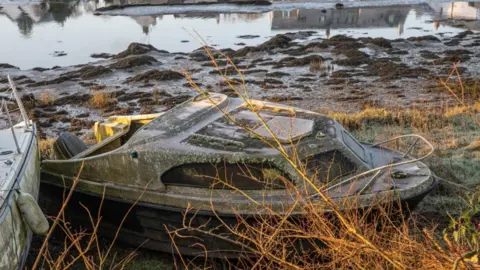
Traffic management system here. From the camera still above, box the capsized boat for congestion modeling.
[40,93,437,257]
[0,77,49,269]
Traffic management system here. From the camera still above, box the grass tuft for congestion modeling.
[39,138,55,159]
[89,92,112,109]
[40,90,55,105]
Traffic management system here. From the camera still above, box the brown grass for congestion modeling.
[32,163,151,270]
[165,45,480,269]
[32,46,479,269]
[309,60,326,73]
[89,92,112,109]
[39,138,55,159]
[327,107,439,132]
[153,87,160,104]
[40,90,55,105]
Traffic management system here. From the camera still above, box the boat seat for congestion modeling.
[72,113,163,159]
[55,113,164,159]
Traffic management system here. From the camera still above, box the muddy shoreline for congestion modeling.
[1,30,479,138]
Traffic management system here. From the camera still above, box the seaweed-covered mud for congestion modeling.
[1,30,479,138]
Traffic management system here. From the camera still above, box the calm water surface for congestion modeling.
[1,0,479,69]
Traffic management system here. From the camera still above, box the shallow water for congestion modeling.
[1,0,479,69]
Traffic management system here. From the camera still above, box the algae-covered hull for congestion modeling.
[39,174,437,258]
[41,93,437,257]
[0,123,40,269]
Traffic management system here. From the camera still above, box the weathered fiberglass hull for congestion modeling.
[0,124,40,269]
[39,158,437,259]
[40,93,438,258]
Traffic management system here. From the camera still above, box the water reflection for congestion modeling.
[429,2,480,30]
[0,0,479,69]
[0,0,90,36]
[270,6,412,37]
[2,1,479,38]
[270,3,480,35]
[430,2,480,20]
[105,0,250,5]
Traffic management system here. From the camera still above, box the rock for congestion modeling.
[366,59,430,80]
[76,112,90,118]
[420,51,440,59]
[125,70,184,83]
[387,49,409,55]
[333,49,370,66]
[229,34,292,57]
[242,69,268,74]
[189,49,214,61]
[91,53,113,59]
[360,37,392,48]
[296,77,316,82]
[52,51,67,57]
[157,95,191,107]
[433,55,471,65]
[0,63,18,69]
[335,48,368,58]
[32,67,49,72]
[444,39,461,46]
[0,75,28,84]
[114,43,167,59]
[28,66,111,87]
[439,66,467,75]
[284,41,329,56]
[444,49,473,56]
[335,3,344,8]
[138,97,154,105]
[117,91,150,102]
[407,35,440,42]
[209,67,239,75]
[331,70,351,78]
[278,55,324,67]
[259,34,292,50]
[27,77,70,87]
[61,65,112,80]
[266,71,290,77]
[237,35,260,39]
[264,78,283,84]
[108,55,159,69]
[453,30,473,39]
[464,40,480,47]
[325,78,346,85]
[328,35,357,43]
[31,108,69,118]
[54,94,91,106]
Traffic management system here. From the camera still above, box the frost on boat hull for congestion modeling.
[40,93,437,257]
